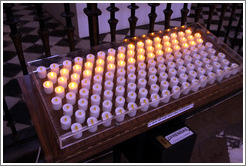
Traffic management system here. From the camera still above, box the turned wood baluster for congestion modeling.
[128,3,139,37]
[195,3,202,22]
[107,3,119,42]
[34,4,51,57]
[163,3,173,29]
[181,3,189,26]
[148,3,160,33]
[61,3,75,51]
[216,4,228,36]
[224,4,237,43]
[206,4,216,30]
[232,8,243,49]
[4,3,28,75]
[84,3,102,47]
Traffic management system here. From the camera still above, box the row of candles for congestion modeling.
[37,29,239,138]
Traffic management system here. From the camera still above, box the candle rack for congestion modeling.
[27,23,242,149]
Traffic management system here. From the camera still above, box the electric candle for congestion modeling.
[137,78,147,89]
[154,37,161,45]
[178,31,185,39]
[186,63,195,72]
[117,68,126,77]
[174,52,182,60]
[197,67,206,77]
[205,42,213,51]
[107,55,115,64]
[179,73,188,84]
[66,92,76,105]
[212,62,221,72]
[187,35,194,42]
[63,60,72,71]
[68,82,78,93]
[86,54,95,64]
[138,62,146,71]
[148,60,156,69]
[127,57,136,66]
[148,75,158,85]
[181,43,189,51]
[60,68,69,79]
[47,71,57,84]
[156,57,165,66]
[97,51,106,60]
[127,102,138,117]
[170,33,177,40]
[127,50,135,58]
[146,46,154,54]
[150,94,160,107]
[118,46,126,54]
[188,70,197,81]
[155,50,164,58]
[148,67,157,76]
[102,100,113,112]
[101,112,113,127]
[92,84,102,95]
[164,47,173,55]
[194,32,201,39]
[51,96,62,110]
[168,68,177,78]
[74,57,83,66]
[115,96,125,107]
[231,63,239,75]
[127,65,136,74]
[179,37,187,44]
[69,125,82,142]
[55,86,65,99]
[192,53,201,63]
[165,54,174,64]
[117,60,126,69]
[205,64,213,75]
[200,51,208,59]
[75,110,86,123]
[172,86,181,99]
[105,72,114,81]
[182,49,191,56]
[173,45,181,53]
[216,69,224,82]
[171,39,179,46]
[83,70,92,80]
[116,77,126,86]
[150,84,160,94]
[137,41,144,49]
[140,98,149,112]
[127,92,137,103]
[145,39,153,47]
[194,60,203,70]
[115,86,125,97]
[190,46,198,55]
[79,88,89,99]
[43,81,53,94]
[93,75,103,85]
[37,66,47,79]
[147,53,155,61]
[155,44,163,51]
[138,70,147,79]
[210,55,219,64]
[107,64,116,73]
[137,54,145,64]
[73,64,82,75]
[58,76,67,88]
[196,38,203,46]
[84,62,93,71]
[87,117,98,133]
[127,43,135,51]
[71,73,80,84]
[103,90,113,101]
[191,79,200,92]
[202,58,211,67]
[221,59,229,68]
[207,72,216,84]
[175,58,185,68]
[181,82,190,95]
[162,35,170,42]
[81,79,91,90]
[108,48,116,56]
[50,63,59,74]
[127,83,137,93]
[63,103,73,116]
[170,77,179,88]
[197,45,205,53]
[90,105,100,118]
[207,48,217,57]
[96,59,105,68]
[199,75,208,88]
[223,66,231,78]
[217,52,226,62]
[60,115,71,130]
[138,88,148,99]
[104,80,114,91]
[177,66,187,75]
[94,66,103,76]
[91,94,101,106]
[127,73,136,83]
[78,98,88,111]
[115,107,126,122]
[161,90,171,103]
[167,62,176,71]
[159,72,168,82]
[117,53,125,62]
[158,64,166,74]
[185,29,192,37]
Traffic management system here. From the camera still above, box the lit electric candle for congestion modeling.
[87,117,98,133]
[185,29,192,37]
[194,32,201,39]
[84,62,93,71]
[148,60,156,69]
[150,84,160,94]
[159,72,168,82]
[72,64,82,75]
[147,53,155,61]
[83,70,92,80]
[138,62,146,71]
[137,48,145,56]
[96,59,105,68]
[138,88,148,99]
[127,50,135,58]
[37,66,47,79]
[117,60,126,70]
[102,100,113,112]
[171,86,181,99]
[170,33,177,40]
[116,77,126,87]
[115,107,126,122]
[92,84,102,95]
[104,80,114,91]
[118,46,126,54]
[57,76,67,88]
[103,90,113,100]
[154,44,162,51]
[55,86,65,99]
[127,92,137,103]
[173,45,181,53]
[127,102,138,117]
[137,41,144,49]
[117,68,126,77]
[138,78,147,89]
[107,55,115,64]
[71,73,80,84]
[197,67,206,77]
[140,98,149,112]
[137,55,145,64]
[86,54,95,64]
[196,38,203,46]
[158,64,166,74]
[117,53,125,61]
[79,88,89,99]
[63,103,73,116]
[177,66,186,75]
[93,75,103,84]
[91,94,101,106]
[127,57,136,66]
[189,41,196,48]
[60,115,71,130]
[51,96,62,110]
[50,63,59,74]
[127,43,135,51]
[181,43,189,51]
[146,46,154,54]
[47,72,57,84]
[43,81,53,94]
[60,68,69,79]
[148,75,158,85]
[171,39,179,46]
[155,50,164,58]
[66,92,76,105]
[106,63,115,73]
[78,98,88,110]
[68,82,78,93]
[163,41,172,48]
[138,70,147,79]
[94,66,103,76]
[179,73,188,84]
[90,105,100,118]
[115,96,125,107]
[102,112,113,127]
[164,47,173,55]
[199,75,208,88]
[127,83,137,93]
[161,90,171,103]
[154,37,161,45]
[108,48,116,56]
[148,67,157,76]
[74,57,83,66]
[127,73,136,83]
[179,37,187,44]
[181,82,190,95]
[188,70,197,81]
[170,77,179,88]
[150,94,160,107]
[75,110,86,124]
[145,39,153,47]
[162,35,170,43]
[178,31,185,39]
[81,78,91,89]
[63,60,72,71]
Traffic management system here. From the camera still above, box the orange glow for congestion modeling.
[197,38,203,43]
[74,64,81,70]
[118,60,125,66]
[142,35,146,37]
[44,81,51,87]
[128,58,135,63]
[72,73,79,78]
[194,33,201,38]
[151,32,154,35]
[96,66,103,72]
[171,33,177,38]
[181,25,185,28]
[174,27,178,29]
[48,72,56,77]
[175,45,180,49]
[146,39,152,43]
[85,62,92,68]
[118,53,124,59]
[134,37,137,39]
[188,35,194,40]
[61,68,69,74]
[69,82,78,89]
[137,41,144,46]
[183,43,189,47]
[190,41,196,45]
[163,35,169,40]
[167,47,172,52]
[138,55,145,60]
[124,39,128,42]
[185,29,192,34]
[109,64,115,68]
[172,39,179,44]
[84,70,91,76]
[55,86,64,93]
[128,44,135,49]
[155,44,162,48]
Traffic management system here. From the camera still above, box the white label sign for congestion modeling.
[147,103,194,128]
[165,127,193,145]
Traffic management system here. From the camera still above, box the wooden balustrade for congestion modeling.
[216,4,228,36]
[128,3,139,37]
[194,3,202,22]
[148,3,160,33]
[224,4,237,43]
[181,3,189,26]
[107,3,119,42]
[163,3,173,29]
[206,4,216,30]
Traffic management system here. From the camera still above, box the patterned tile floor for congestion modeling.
[3,3,243,163]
